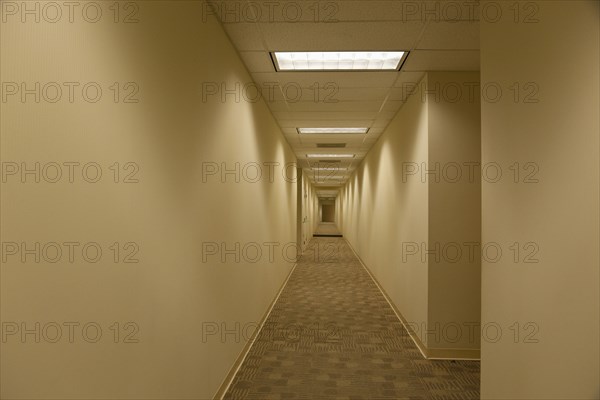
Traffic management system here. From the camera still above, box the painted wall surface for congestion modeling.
[0,2,297,399]
[480,1,599,398]
[335,193,342,228]
[301,171,318,250]
[340,72,481,354]
[340,76,430,341]
[427,72,481,351]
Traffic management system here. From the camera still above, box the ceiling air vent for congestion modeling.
[317,143,346,148]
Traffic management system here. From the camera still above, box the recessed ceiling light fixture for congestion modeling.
[306,154,355,158]
[312,167,348,171]
[297,127,369,134]
[272,51,408,71]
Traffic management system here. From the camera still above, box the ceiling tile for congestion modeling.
[278,119,376,128]
[402,50,480,71]
[262,86,390,102]
[250,71,399,88]
[217,4,481,174]
[417,21,480,50]
[221,23,266,51]
[274,111,380,120]
[287,101,385,113]
[258,21,424,50]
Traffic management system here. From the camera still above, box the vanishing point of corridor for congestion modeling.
[224,234,479,399]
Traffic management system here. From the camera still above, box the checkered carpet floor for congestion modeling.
[224,237,479,400]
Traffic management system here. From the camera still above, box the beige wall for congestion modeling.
[427,72,481,353]
[335,192,342,228]
[480,1,600,398]
[340,75,430,345]
[0,2,297,399]
[300,171,318,249]
[340,72,481,355]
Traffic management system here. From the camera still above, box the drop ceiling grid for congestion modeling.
[211,0,480,188]
[210,0,481,24]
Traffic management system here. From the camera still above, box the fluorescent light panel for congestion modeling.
[312,167,348,171]
[306,154,355,158]
[273,51,406,71]
[298,127,369,134]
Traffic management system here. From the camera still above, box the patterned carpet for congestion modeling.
[223,238,479,400]
[313,223,343,237]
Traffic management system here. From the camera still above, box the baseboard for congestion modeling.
[343,238,481,361]
[212,260,299,400]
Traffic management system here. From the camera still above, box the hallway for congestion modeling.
[313,223,342,237]
[224,237,479,400]
[1,1,599,399]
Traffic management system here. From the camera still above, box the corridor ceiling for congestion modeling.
[208,0,480,195]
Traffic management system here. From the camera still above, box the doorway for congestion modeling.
[321,203,335,223]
